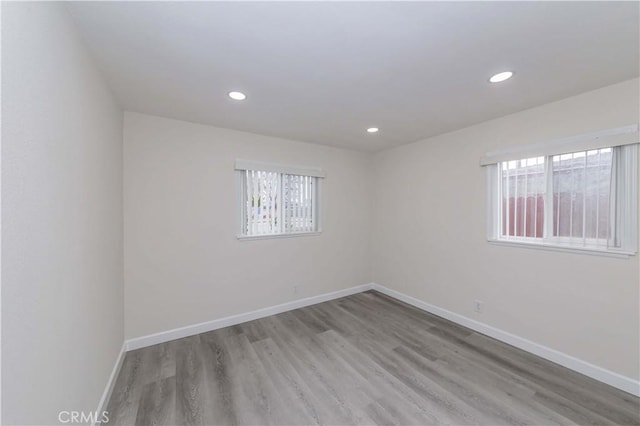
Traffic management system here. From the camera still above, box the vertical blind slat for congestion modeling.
[505,164,510,239]
[523,160,528,237]
[595,150,601,245]
[305,176,310,231]
[304,176,312,232]
[582,154,587,246]
[311,178,316,232]
[242,170,319,236]
[569,153,574,239]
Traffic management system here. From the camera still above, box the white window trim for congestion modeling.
[235,159,325,177]
[484,128,639,258]
[487,239,635,259]
[237,231,322,241]
[234,162,324,240]
[480,124,638,166]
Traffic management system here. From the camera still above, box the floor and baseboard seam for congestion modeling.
[95,342,126,425]
[370,283,640,397]
[108,282,638,398]
[124,283,374,351]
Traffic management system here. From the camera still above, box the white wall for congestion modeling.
[372,78,640,380]
[124,112,371,339]
[2,5,636,420]
[2,3,124,424]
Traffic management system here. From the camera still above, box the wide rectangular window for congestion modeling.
[235,160,323,239]
[484,126,638,256]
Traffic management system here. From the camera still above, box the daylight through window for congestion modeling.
[235,160,323,238]
[484,127,638,255]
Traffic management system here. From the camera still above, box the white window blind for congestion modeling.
[235,159,325,177]
[484,128,638,255]
[236,161,323,238]
[283,174,316,233]
[550,148,612,244]
[243,170,281,235]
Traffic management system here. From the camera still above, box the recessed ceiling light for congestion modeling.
[228,91,246,101]
[367,127,379,133]
[489,71,514,83]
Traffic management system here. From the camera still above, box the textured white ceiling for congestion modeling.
[66,1,639,152]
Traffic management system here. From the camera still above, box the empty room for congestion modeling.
[2,1,639,425]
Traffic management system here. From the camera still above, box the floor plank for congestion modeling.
[105,290,640,425]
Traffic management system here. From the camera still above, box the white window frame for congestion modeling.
[235,160,324,240]
[483,125,639,258]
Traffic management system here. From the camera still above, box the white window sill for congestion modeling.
[487,239,636,258]
[237,231,322,241]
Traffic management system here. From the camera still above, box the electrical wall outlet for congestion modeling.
[474,300,484,313]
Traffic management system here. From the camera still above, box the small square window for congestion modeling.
[235,161,323,239]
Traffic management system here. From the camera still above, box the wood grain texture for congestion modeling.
[105,291,640,425]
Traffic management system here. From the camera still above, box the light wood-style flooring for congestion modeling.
[105,290,640,425]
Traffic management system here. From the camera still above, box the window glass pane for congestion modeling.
[552,148,611,240]
[488,142,634,254]
[245,170,280,235]
[242,170,317,236]
[501,156,545,238]
[284,174,315,232]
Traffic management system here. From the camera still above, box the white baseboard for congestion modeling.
[94,342,126,425]
[119,281,639,397]
[125,283,374,351]
[370,283,640,397]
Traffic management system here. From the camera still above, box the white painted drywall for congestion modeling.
[123,112,371,339]
[371,78,640,380]
[2,3,124,424]
[3,5,636,419]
